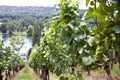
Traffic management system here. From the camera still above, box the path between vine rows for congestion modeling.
[7,68,56,80]
[7,68,120,80]
[8,68,41,80]
[7,70,23,80]
[12,70,23,80]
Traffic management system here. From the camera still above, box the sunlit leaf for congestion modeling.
[85,36,94,46]
[82,56,94,65]
[77,72,84,80]
[86,0,90,6]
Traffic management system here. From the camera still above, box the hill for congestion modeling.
[0,6,87,20]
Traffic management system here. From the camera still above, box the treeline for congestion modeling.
[0,6,86,36]
[0,6,56,35]
[0,16,50,36]
[0,6,57,22]
[0,6,56,17]
[0,14,46,20]
[0,6,86,20]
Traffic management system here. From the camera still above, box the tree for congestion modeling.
[32,21,41,46]
[10,36,24,53]
[6,21,16,32]
[27,25,33,36]
[0,23,7,33]
[0,18,8,23]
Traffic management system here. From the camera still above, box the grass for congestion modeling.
[15,64,119,80]
[16,64,41,80]
[97,67,105,74]
[111,63,120,76]
[50,64,120,80]
[96,63,120,76]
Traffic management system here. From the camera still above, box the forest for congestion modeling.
[0,0,120,80]
[0,6,86,36]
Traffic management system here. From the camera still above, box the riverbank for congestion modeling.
[0,31,28,36]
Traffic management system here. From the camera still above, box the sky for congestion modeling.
[0,0,87,9]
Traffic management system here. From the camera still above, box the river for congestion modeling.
[0,34,32,55]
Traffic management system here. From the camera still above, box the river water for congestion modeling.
[0,34,32,55]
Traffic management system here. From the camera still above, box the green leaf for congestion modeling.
[86,0,90,6]
[74,34,85,41]
[112,25,120,33]
[73,27,80,33]
[77,47,83,54]
[109,50,115,58]
[85,7,94,19]
[82,56,94,65]
[55,69,62,76]
[77,72,84,80]
[60,76,68,80]
[77,41,85,54]
[68,45,74,52]
[73,30,86,42]
[85,36,94,47]
[67,23,74,31]
[60,76,64,80]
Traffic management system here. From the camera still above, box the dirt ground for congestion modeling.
[5,69,120,80]
[83,72,120,80]
[7,70,23,80]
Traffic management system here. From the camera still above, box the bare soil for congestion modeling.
[5,69,120,80]
[83,72,120,80]
[8,70,23,80]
